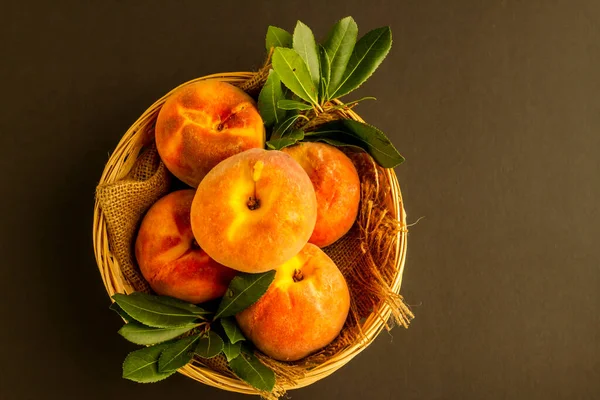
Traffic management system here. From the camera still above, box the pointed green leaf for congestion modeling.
[258,70,286,127]
[277,99,313,111]
[329,26,392,99]
[195,331,224,359]
[319,45,331,102]
[305,119,404,168]
[266,26,293,51]
[112,292,199,328]
[323,16,358,97]
[214,271,276,319]
[118,321,200,345]
[284,129,304,140]
[266,129,304,150]
[228,350,276,392]
[270,112,301,140]
[272,47,318,105]
[222,340,242,362]
[151,296,211,317]
[300,137,369,162]
[302,136,361,150]
[110,302,133,323]
[293,21,320,87]
[158,335,200,372]
[220,317,246,344]
[266,137,301,150]
[122,343,176,383]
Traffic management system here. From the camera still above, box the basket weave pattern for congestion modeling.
[93,72,411,398]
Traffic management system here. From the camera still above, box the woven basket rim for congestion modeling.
[92,71,408,395]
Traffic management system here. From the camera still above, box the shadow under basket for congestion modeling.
[93,71,413,399]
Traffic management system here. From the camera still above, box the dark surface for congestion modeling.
[1,1,599,399]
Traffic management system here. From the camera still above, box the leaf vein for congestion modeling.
[214,274,273,319]
[330,29,386,99]
[279,53,316,104]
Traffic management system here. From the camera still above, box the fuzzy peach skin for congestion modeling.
[135,189,237,303]
[155,80,265,187]
[190,148,317,273]
[282,142,361,247]
[236,243,350,361]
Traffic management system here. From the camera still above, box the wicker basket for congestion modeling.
[92,71,409,396]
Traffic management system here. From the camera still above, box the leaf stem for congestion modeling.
[297,114,310,123]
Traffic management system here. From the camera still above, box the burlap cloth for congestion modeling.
[96,146,170,293]
[95,70,413,399]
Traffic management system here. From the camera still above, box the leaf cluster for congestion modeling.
[258,17,404,168]
[112,271,277,391]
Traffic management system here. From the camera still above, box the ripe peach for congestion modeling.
[155,80,265,187]
[236,243,350,361]
[135,189,237,304]
[190,148,317,273]
[282,142,361,247]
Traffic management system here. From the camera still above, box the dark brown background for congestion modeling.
[1,1,598,399]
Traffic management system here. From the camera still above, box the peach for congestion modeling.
[135,189,237,304]
[155,80,265,187]
[190,148,317,273]
[236,243,350,361]
[282,142,361,247]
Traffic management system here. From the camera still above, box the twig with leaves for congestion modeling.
[259,17,404,168]
[112,271,277,392]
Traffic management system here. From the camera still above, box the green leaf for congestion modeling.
[158,335,200,372]
[272,47,318,105]
[277,99,313,111]
[301,136,366,156]
[220,317,246,344]
[266,129,304,150]
[328,26,392,99]
[266,26,293,51]
[151,296,211,317]
[302,136,358,148]
[323,16,358,98]
[270,112,301,140]
[258,70,286,127]
[319,45,331,102]
[112,292,200,328]
[222,340,242,362]
[305,119,404,168]
[118,321,200,345]
[293,21,320,88]
[122,343,176,383]
[214,271,276,319]
[110,302,133,323]
[195,331,224,359]
[228,350,276,392]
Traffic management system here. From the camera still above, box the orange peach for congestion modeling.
[282,142,361,247]
[190,148,317,273]
[155,80,265,187]
[236,243,350,361]
[135,189,237,303]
